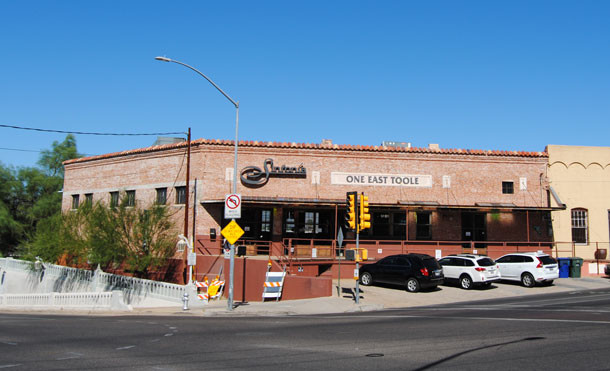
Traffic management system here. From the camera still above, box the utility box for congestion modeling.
[345,248,368,262]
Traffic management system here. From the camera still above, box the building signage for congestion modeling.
[241,158,306,187]
[331,172,432,187]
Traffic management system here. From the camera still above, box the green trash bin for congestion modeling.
[570,257,584,278]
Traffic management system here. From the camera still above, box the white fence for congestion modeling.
[0,291,129,310]
[0,258,198,310]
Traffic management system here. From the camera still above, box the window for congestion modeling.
[110,191,119,207]
[175,186,186,205]
[416,212,431,240]
[126,190,136,207]
[71,194,79,209]
[84,193,93,205]
[261,210,271,233]
[571,208,588,244]
[502,181,514,194]
[156,188,167,205]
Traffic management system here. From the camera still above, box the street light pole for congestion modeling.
[155,56,240,311]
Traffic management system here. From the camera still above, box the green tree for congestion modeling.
[37,134,80,177]
[5,135,81,256]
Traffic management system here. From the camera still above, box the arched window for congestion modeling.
[571,208,588,244]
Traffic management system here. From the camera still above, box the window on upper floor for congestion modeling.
[126,190,136,207]
[110,191,119,208]
[156,187,167,205]
[175,186,186,205]
[502,181,514,194]
[71,194,80,209]
[571,208,588,244]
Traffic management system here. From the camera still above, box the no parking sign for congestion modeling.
[224,194,241,219]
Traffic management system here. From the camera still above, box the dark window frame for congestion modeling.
[110,191,119,208]
[571,208,588,244]
[416,211,432,240]
[71,194,80,209]
[126,190,136,207]
[175,186,186,205]
[156,187,167,205]
[502,181,514,194]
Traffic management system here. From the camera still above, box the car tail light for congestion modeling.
[536,258,543,268]
[474,267,486,272]
[420,268,429,276]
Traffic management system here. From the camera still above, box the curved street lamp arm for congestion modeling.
[156,57,238,108]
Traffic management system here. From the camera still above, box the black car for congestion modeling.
[359,253,444,292]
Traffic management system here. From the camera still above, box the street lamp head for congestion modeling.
[155,56,172,62]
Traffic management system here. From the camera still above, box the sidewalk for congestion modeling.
[131,276,610,317]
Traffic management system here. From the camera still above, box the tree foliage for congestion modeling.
[23,194,177,278]
[0,134,80,256]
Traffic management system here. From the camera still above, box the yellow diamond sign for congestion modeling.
[221,220,244,245]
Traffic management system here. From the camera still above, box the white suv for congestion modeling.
[495,252,559,287]
[438,254,501,290]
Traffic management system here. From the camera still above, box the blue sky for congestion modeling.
[1,1,609,169]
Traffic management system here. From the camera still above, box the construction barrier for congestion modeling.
[262,271,286,301]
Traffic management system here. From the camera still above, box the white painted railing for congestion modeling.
[0,258,195,308]
[0,292,126,310]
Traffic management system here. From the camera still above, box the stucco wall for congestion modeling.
[547,145,610,259]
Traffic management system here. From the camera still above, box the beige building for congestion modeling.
[547,145,610,261]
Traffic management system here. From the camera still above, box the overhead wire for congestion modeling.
[0,124,186,136]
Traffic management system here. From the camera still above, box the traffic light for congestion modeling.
[345,192,358,231]
[359,193,371,231]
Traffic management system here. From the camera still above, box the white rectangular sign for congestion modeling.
[331,172,432,187]
[224,194,242,219]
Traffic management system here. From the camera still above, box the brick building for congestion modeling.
[63,138,560,267]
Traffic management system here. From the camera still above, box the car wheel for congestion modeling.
[459,275,473,290]
[521,272,535,288]
[360,272,373,286]
[406,278,420,293]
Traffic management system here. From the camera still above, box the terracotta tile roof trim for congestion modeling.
[63,138,548,164]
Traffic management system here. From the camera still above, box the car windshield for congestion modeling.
[477,258,495,266]
[539,256,557,265]
[422,258,440,270]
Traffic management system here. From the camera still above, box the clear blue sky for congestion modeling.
[1,1,609,169]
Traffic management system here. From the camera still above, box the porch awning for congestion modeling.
[202,197,565,211]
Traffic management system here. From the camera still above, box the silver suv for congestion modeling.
[496,252,558,287]
[438,254,501,290]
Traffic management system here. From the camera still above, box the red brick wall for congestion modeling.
[63,141,548,241]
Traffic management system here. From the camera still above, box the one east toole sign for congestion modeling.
[331,172,432,187]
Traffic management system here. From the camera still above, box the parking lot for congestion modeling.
[340,276,610,309]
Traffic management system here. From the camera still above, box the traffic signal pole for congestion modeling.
[355,225,360,304]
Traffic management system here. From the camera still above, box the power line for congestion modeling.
[0,124,186,136]
[0,147,94,156]
[0,147,41,153]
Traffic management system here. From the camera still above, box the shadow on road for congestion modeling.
[411,336,545,371]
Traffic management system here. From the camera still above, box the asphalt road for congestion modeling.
[2,288,610,370]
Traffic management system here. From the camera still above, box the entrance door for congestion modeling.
[462,212,487,249]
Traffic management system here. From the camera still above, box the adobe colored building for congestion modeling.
[63,138,562,291]
[546,145,610,267]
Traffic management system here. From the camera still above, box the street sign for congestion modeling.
[221,220,245,245]
[224,194,242,219]
[187,252,197,266]
[337,227,344,248]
